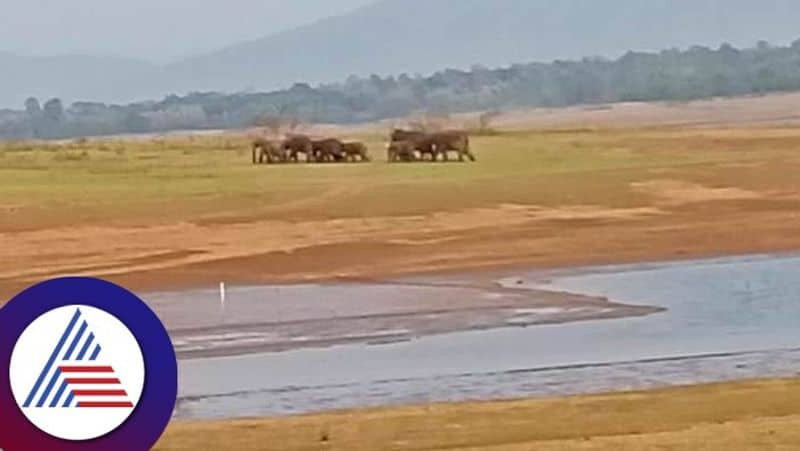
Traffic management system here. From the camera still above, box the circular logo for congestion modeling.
[0,278,177,451]
[9,305,146,441]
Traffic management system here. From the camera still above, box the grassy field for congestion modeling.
[2,127,800,297]
[157,378,800,451]
[2,127,798,224]
[1,129,686,227]
[1,127,794,225]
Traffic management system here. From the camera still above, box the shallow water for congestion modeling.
[177,254,800,419]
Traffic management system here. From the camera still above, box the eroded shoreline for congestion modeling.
[148,276,661,360]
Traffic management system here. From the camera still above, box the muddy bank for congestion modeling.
[145,278,659,359]
[175,254,800,419]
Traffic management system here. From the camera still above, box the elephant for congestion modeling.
[251,138,284,164]
[281,135,315,162]
[429,131,475,162]
[390,129,437,161]
[387,141,419,162]
[342,141,371,162]
[312,138,347,162]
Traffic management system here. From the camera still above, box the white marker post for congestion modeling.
[219,282,227,314]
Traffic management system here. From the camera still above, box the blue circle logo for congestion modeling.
[0,277,177,451]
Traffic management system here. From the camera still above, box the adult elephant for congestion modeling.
[430,131,475,162]
[342,141,371,162]
[312,138,347,162]
[390,129,437,161]
[251,138,284,164]
[282,135,315,162]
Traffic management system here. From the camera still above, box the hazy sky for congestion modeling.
[0,0,376,62]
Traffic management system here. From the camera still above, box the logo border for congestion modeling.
[0,277,177,451]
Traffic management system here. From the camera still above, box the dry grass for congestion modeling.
[157,378,800,451]
[2,127,798,228]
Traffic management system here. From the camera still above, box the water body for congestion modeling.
[177,254,800,419]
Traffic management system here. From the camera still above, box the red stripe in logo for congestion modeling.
[77,401,135,408]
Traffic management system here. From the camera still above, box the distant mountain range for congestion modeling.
[3,0,800,108]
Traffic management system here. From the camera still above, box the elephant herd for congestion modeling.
[388,129,475,162]
[252,129,476,165]
[252,136,370,164]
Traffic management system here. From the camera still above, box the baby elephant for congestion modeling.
[387,141,418,162]
[342,142,371,162]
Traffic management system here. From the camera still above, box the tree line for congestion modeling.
[3,39,800,140]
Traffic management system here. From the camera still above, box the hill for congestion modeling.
[4,0,800,108]
[164,0,800,94]
[6,38,800,139]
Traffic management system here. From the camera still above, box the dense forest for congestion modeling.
[3,39,800,139]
